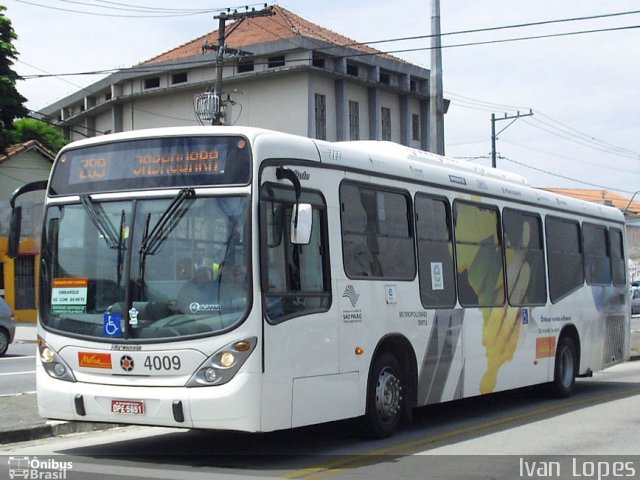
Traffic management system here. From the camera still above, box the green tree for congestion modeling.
[11,118,68,152]
[0,5,28,153]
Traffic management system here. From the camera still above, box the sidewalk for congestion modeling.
[0,323,117,444]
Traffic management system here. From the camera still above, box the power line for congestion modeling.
[521,118,639,160]
[19,19,640,81]
[13,4,639,162]
[499,138,638,173]
[442,92,640,161]
[533,112,640,158]
[326,9,640,50]
[9,0,214,17]
[499,155,635,194]
[60,0,217,13]
[9,0,272,17]
[340,24,640,59]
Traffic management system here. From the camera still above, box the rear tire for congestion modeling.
[550,336,577,398]
[362,352,403,438]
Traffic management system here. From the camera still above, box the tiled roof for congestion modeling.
[143,5,393,65]
[543,188,640,215]
[0,140,55,164]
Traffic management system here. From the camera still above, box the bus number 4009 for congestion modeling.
[144,355,181,371]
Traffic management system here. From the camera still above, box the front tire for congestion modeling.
[0,328,9,357]
[550,336,577,398]
[362,352,403,438]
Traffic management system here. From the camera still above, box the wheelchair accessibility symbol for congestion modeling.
[103,313,123,337]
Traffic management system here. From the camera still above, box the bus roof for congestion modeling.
[57,126,625,224]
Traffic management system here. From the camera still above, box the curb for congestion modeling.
[1,421,120,445]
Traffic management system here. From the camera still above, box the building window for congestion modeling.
[268,55,285,68]
[144,77,160,89]
[312,54,326,69]
[238,60,254,73]
[346,63,359,77]
[14,255,36,310]
[379,71,390,85]
[381,107,391,141]
[349,100,360,140]
[172,72,188,84]
[315,93,326,140]
[410,78,418,92]
[412,114,420,141]
[104,91,112,101]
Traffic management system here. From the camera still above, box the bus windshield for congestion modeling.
[41,194,250,341]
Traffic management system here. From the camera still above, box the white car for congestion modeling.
[0,297,15,357]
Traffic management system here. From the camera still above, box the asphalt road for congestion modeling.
[0,341,36,397]
[1,359,640,480]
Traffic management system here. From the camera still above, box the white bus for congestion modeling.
[10,126,629,438]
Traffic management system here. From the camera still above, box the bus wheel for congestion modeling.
[363,352,403,438]
[550,336,577,398]
[0,328,8,357]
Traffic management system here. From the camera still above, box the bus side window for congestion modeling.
[340,182,415,280]
[454,201,505,307]
[415,194,456,308]
[583,223,612,286]
[260,184,331,323]
[546,216,584,303]
[609,228,626,286]
[503,209,547,306]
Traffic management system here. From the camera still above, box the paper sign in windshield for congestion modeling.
[51,278,88,313]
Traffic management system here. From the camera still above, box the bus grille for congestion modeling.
[603,315,626,367]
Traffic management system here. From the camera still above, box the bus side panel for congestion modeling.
[459,306,552,398]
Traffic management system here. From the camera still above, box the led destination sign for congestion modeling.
[50,136,251,195]
[72,148,224,182]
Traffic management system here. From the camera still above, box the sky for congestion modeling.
[4,0,640,197]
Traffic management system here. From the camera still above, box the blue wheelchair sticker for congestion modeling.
[522,308,529,325]
[103,313,123,337]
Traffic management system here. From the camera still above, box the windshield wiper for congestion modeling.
[80,194,120,249]
[117,210,126,285]
[138,189,195,284]
[139,188,196,256]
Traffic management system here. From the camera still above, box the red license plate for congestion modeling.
[111,399,145,415]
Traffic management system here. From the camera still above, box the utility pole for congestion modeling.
[198,5,275,125]
[429,0,445,155]
[491,109,533,168]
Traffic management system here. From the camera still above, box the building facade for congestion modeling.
[0,140,54,321]
[40,6,435,150]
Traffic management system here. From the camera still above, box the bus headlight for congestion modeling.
[186,337,257,387]
[37,336,76,383]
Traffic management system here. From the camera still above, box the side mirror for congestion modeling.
[290,203,312,245]
[8,206,22,259]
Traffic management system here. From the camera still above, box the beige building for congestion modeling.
[40,6,436,150]
[0,140,54,321]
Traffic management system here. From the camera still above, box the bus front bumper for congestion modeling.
[36,369,262,432]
